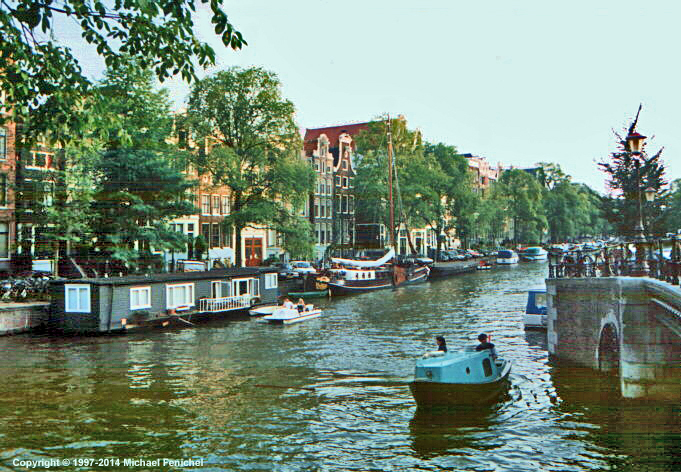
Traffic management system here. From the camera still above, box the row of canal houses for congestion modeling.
[0,97,504,276]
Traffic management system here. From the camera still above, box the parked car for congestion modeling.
[290,261,317,277]
[466,249,483,258]
[270,262,295,278]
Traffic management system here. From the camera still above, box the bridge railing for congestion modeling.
[547,235,681,287]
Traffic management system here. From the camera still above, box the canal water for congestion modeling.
[0,262,679,471]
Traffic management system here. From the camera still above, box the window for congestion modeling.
[265,273,278,289]
[250,278,260,297]
[320,201,325,218]
[0,174,7,206]
[314,201,319,218]
[0,127,6,160]
[349,177,354,188]
[223,225,233,247]
[314,159,320,172]
[222,196,230,215]
[342,176,348,188]
[166,283,195,309]
[201,223,210,239]
[335,175,341,187]
[26,151,53,169]
[130,287,151,310]
[342,160,348,170]
[212,195,220,214]
[342,195,347,213]
[65,284,90,313]
[0,222,8,259]
[211,223,220,247]
[201,195,210,214]
[187,223,195,239]
[349,196,355,213]
[211,280,232,298]
[336,195,341,212]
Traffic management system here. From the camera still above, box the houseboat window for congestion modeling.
[211,281,232,298]
[265,273,278,289]
[166,283,195,309]
[232,278,250,296]
[249,278,260,297]
[130,286,151,310]
[482,358,493,377]
[65,284,91,313]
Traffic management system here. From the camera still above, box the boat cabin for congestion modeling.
[329,267,390,281]
[414,347,502,384]
[525,290,547,315]
[48,267,279,333]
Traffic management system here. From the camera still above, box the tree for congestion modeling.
[598,107,668,237]
[185,67,315,267]
[495,169,547,244]
[87,60,196,271]
[1,0,245,141]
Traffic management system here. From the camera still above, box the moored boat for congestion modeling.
[409,347,511,407]
[520,246,548,261]
[523,289,548,329]
[287,289,329,299]
[249,304,281,316]
[262,305,322,325]
[496,250,519,265]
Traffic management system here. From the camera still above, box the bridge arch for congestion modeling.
[597,322,619,373]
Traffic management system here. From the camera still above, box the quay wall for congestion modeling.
[546,277,681,400]
[0,302,50,335]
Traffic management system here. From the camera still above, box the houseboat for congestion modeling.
[520,247,548,261]
[48,267,279,334]
[496,250,519,265]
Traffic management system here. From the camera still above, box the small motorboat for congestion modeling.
[409,347,511,407]
[476,260,492,270]
[248,304,281,317]
[262,305,322,325]
[523,289,548,329]
[520,246,548,261]
[496,250,519,264]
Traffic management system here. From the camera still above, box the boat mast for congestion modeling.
[387,116,396,252]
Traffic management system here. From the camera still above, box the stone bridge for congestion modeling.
[546,277,681,401]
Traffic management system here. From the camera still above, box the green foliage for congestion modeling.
[1,0,245,141]
[598,111,668,237]
[193,235,208,261]
[495,169,547,244]
[185,66,315,266]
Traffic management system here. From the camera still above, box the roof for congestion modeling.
[50,267,277,286]
[303,122,371,154]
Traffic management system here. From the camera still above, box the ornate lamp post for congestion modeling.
[626,131,652,276]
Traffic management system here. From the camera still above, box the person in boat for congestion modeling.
[435,335,447,352]
[296,298,306,313]
[476,333,496,357]
[282,298,294,309]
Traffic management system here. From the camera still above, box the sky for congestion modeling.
[66,0,680,194]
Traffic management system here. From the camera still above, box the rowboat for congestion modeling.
[409,347,511,407]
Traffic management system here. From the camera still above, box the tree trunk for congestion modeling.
[235,225,243,267]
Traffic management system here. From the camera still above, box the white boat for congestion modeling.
[496,250,519,264]
[249,304,281,316]
[520,247,548,261]
[523,289,548,329]
[262,305,322,324]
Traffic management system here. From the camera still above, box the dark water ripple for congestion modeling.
[0,261,679,471]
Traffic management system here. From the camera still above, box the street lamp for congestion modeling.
[627,132,654,276]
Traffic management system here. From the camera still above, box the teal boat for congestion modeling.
[287,289,329,299]
[409,347,511,407]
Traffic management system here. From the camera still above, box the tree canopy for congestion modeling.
[1,0,245,140]
[185,66,315,266]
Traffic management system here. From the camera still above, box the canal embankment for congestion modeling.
[0,301,49,335]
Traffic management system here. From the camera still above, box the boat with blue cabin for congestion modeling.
[496,249,519,265]
[520,246,548,261]
[523,289,548,329]
[409,346,512,407]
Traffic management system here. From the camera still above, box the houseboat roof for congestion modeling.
[50,267,277,286]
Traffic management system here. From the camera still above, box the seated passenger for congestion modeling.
[296,298,306,313]
[435,335,447,352]
[475,333,496,357]
[282,298,294,309]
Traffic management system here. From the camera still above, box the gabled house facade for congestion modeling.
[303,122,368,260]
